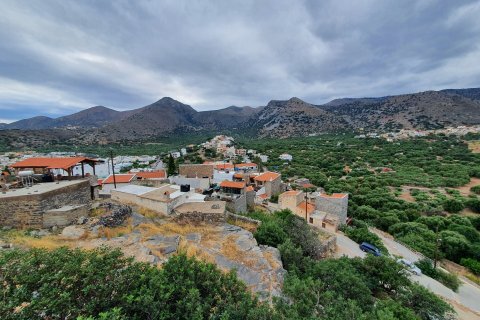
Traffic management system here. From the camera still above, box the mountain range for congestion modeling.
[1,87,480,145]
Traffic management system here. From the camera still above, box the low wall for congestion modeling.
[43,205,88,228]
[173,211,226,224]
[226,212,261,232]
[0,180,91,229]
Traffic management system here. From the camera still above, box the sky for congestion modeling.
[1,0,480,123]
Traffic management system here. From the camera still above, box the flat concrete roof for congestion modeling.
[0,180,87,199]
[113,184,157,196]
[175,201,226,214]
[140,185,182,202]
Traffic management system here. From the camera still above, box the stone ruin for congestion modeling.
[91,202,132,228]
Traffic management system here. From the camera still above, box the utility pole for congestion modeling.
[434,225,440,269]
[110,149,117,189]
[304,191,308,221]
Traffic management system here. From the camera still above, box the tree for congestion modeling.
[167,154,176,176]
[443,199,464,213]
[0,248,275,320]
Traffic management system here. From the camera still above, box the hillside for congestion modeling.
[2,87,480,147]
[319,90,480,131]
[248,97,346,137]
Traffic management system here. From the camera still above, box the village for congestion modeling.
[0,135,350,300]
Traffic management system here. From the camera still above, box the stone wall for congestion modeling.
[265,177,282,197]
[179,164,214,178]
[315,195,348,224]
[226,212,261,232]
[0,180,91,229]
[43,205,88,228]
[246,190,255,209]
[173,211,226,224]
[225,194,247,213]
[168,176,210,190]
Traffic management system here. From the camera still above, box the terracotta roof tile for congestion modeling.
[103,174,136,184]
[132,170,166,179]
[215,163,234,170]
[235,163,257,168]
[254,172,280,182]
[297,201,316,214]
[11,157,100,170]
[220,180,246,189]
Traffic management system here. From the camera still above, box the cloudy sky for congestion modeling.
[1,0,479,122]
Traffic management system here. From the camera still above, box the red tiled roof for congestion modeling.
[233,173,244,179]
[103,174,136,184]
[297,201,316,214]
[11,157,99,170]
[246,186,254,192]
[216,163,234,170]
[235,163,257,168]
[258,193,269,199]
[254,172,280,182]
[220,180,246,189]
[302,183,316,189]
[132,170,166,179]
[282,190,301,196]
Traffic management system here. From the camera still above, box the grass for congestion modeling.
[226,217,258,233]
[465,274,480,286]
[10,233,73,250]
[220,235,256,269]
[177,238,215,264]
[137,207,160,219]
[263,250,281,270]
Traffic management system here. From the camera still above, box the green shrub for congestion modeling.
[471,185,480,195]
[443,199,464,213]
[460,258,480,275]
[0,248,273,320]
[415,258,461,292]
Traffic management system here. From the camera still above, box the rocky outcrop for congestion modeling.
[67,215,285,301]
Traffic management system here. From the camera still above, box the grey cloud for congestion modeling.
[0,0,479,121]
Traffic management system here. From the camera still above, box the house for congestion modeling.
[254,171,281,198]
[111,184,206,215]
[315,193,349,225]
[235,149,247,156]
[180,148,188,156]
[279,153,293,161]
[234,162,258,172]
[279,190,344,232]
[220,180,246,195]
[209,180,249,213]
[258,155,269,163]
[170,151,181,159]
[279,190,315,219]
[215,163,234,172]
[101,173,136,194]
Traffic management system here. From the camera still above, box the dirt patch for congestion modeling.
[398,188,416,202]
[468,141,480,154]
[453,177,480,196]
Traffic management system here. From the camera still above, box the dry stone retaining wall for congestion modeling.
[0,181,91,228]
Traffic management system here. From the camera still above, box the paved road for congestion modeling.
[369,228,480,318]
[334,232,366,259]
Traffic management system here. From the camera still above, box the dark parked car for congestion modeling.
[359,242,382,256]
